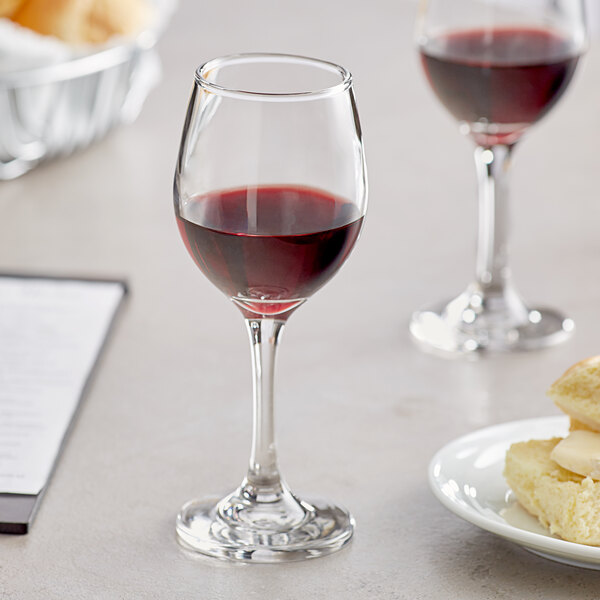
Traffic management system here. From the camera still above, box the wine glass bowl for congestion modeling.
[411,0,586,355]
[176,184,364,320]
[173,54,367,562]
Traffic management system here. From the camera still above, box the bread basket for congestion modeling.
[0,3,170,180]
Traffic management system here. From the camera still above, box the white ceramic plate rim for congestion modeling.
[428,416,600,565]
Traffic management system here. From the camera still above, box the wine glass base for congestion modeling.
[410,294,574,356]
[176,492,354,563]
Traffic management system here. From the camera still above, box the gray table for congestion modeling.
[2,0,600,597]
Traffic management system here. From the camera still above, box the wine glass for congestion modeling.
[411,0,587,355]
[173,54,367,562]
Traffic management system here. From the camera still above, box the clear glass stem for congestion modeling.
[474,143,514,293]
[409,140,574,354]
[175,315,355,559]
[245,318,285,489]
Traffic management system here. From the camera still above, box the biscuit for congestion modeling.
[504,438,600,545]
[548,356,600,432]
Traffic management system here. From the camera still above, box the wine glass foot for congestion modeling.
[409,290,574,356]
[176,485,354,563]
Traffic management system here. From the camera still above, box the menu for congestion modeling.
[0,276,126,533]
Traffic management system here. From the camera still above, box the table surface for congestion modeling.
[3,0,600,597]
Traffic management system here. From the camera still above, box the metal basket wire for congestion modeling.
[0,32,160,179]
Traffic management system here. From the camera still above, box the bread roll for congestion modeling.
[0,0,24,18]
[12,0,150,44]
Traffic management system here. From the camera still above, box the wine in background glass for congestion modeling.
[411,0,587,355]
[173,54,367,562]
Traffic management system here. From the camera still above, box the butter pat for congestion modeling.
[550,430,600,480]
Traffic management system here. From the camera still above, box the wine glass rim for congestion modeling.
[194,53,353,101]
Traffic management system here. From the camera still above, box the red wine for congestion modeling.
[420,27,580,144]
[176,185,363,317]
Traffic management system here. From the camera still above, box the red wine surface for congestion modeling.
[420,27,580,143]
[176,185,363,316]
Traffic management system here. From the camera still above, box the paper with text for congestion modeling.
[0,277,124,495]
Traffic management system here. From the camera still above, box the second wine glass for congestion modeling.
[411,0,587,355]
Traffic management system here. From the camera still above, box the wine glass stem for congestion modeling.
[245,318,285,488]
[474,143,515,294]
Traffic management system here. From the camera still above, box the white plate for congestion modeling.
[429,415,600,570]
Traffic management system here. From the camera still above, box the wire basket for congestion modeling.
[0,30,161,180]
